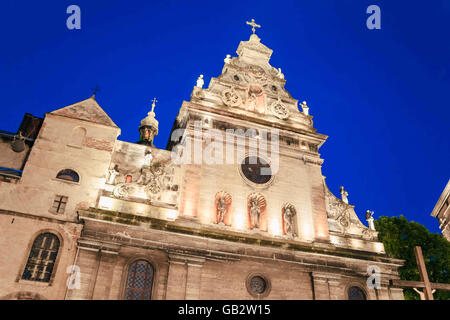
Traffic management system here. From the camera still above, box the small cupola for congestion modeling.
[138,98,159,146]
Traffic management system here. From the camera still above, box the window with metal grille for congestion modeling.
[51,195,68,214]
[124,260,154,300]
[22,233,60,283]
[56,169,79,183]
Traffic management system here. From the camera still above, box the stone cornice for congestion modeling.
[78,208,404,267]
[0,209,80,225]
[430,179,450,218]
[183,100,328,142]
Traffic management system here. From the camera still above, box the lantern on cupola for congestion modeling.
[138,98,159,146]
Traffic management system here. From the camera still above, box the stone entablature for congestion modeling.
[78,208,402,270]
[71,209,404,300]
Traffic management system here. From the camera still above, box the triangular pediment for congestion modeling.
[50,97,118,128]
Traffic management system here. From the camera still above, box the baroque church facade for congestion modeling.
[0,24,405,300]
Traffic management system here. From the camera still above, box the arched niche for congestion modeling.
[214,191,232,225]
[281,203,298,237]
[247,193,267,232]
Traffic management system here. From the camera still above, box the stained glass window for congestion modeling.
[22,233,60,282]
[124,260,154,300]
[249,276,267,294]
[348,286,367,300]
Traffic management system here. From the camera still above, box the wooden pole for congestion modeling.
[390,279,450,291]
[414,246,434,300]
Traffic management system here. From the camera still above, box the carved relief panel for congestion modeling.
[325,186,378,240]
[105,143,180,207]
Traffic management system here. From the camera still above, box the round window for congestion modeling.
[240,156,272,185]
[249,276,267,294]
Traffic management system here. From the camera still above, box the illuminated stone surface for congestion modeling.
[0,26,405,300]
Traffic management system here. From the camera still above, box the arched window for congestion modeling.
[56,169,79,183]
[347,286,367,300]
[124,260,154,300]
[22,233,60,283]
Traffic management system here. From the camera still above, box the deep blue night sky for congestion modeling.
[1,1,448,233]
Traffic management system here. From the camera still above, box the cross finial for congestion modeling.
[246,19,261,34]
[151,98,158,113]
[91,86,100,98]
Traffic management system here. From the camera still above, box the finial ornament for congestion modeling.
[91,86,100,98]
[224,54,231,64]
[196,74,204,88]
[151,98,158,113]
[246,19,261,34]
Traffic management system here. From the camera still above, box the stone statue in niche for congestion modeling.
[282,204,297,237]
[214,191,232,225]
[217,197,227,223]
[249,197,261,229]
[107,164,119,185]
[245,85,265,114]
[247,193,267,231]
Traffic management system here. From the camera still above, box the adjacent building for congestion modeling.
[431,180,450,241]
